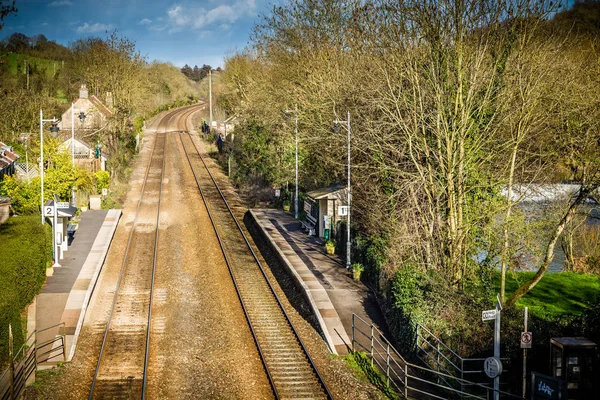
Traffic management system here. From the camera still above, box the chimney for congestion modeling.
[105,92,113,109]
[79,84,88,99]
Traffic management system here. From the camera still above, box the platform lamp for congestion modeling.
[333,111,351,270]
[284,105,299,220]
[40,110,60,224]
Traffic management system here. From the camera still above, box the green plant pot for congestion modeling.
[283,204,290,212]
[353,270,361,281]
[326,245,335,255]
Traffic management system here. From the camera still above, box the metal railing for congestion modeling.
[351,314,520,399]
[0,323,66,400]
[416,323,510,395]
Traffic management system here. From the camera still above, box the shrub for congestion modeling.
[95,170,110,193]
[0,215,51,366]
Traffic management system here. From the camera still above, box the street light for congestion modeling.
[333,111,351,270]
[40,109,59,224]
[284,105,299,220]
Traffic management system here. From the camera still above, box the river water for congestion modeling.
[482,184,600,273]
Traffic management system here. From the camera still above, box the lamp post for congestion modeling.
[40,109,59,224]
[72,111,85,206]
[333,111,351,270]
[284,105,299,220]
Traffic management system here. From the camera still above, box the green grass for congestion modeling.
[1,52,62,78]
[495,271,600,319]
[344,352,399,399]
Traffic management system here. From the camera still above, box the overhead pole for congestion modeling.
[209,69,213,134]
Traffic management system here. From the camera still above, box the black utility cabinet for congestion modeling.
[550,337,597,399]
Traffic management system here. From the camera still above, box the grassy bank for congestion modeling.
[496,271,600,319]
[0,215,51,367]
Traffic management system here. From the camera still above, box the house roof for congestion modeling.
[88,95,113,117]
[44,200,77,217]
[0,142,20,170]
[59,137,109,158]
[307,183,347,200]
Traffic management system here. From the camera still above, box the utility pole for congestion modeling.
[71,103,75,166]
[294,104,299,220]
[346,111,351,270]
[209,69,213,134]
[333,112,352,270]
[522,307,528,399]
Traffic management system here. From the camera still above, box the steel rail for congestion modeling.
[178,128,333,400]
[88,115,170,399]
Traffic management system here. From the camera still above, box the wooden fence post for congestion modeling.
[9,324,14,400]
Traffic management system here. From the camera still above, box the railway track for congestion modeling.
[87,115,173,399]
[178,128,334,400]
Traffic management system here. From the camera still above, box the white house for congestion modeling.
[58,137,107,172]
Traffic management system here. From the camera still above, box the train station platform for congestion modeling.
[28,209,121,365]
[249,209,390,356]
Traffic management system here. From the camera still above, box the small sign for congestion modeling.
[531,372,567,399]
[274,189,281,197]
[102,188,108,196]
[482,309,497,321]
[338,206,348,216]
[484,357,503,378]
[43,206,55,217]
[521,332,532,349]
[56,202,70,209]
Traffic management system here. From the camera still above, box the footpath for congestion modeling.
[249,209,390,356]
[27,209,121,365]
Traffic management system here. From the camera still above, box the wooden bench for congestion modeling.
[67,223,78,239]
[301,214,317,236]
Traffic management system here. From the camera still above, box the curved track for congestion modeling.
[177,118,333,399]
[87,107,203,399]
[88,104,331,399]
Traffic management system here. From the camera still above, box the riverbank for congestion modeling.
[495,271,600,319]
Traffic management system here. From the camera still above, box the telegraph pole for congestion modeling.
[209,69,213,134]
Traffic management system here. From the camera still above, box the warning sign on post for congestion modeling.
[520,332,532,349]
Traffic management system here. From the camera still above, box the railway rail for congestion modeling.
[87,104,332,399]
[87,112,174,399]
[178,126,334,400]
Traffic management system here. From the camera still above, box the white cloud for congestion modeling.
[48,0,73,7]
[162,1,258,34]
[140,18,152,25]
[76,22,111,33]
[41,22,49,27]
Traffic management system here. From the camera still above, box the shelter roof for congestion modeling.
[307,183,347,200]
[44,200,77,217]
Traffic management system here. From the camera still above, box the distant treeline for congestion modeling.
[180,63,221,82]
[0,32,71,60]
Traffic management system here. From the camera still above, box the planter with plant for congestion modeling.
[283,200,291,212]
[325,240,335,255]
[352,263,364,281]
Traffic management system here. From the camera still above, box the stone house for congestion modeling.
[0,196,10,224]
[58,84,113,131]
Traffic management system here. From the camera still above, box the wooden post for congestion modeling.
[9,323,14,400]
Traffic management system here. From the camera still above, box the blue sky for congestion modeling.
[1,0,278,68]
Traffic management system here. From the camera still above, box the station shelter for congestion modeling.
[303,183,348,239]
[44,199,77,261]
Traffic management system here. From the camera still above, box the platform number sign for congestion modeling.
[44,206,55,217]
